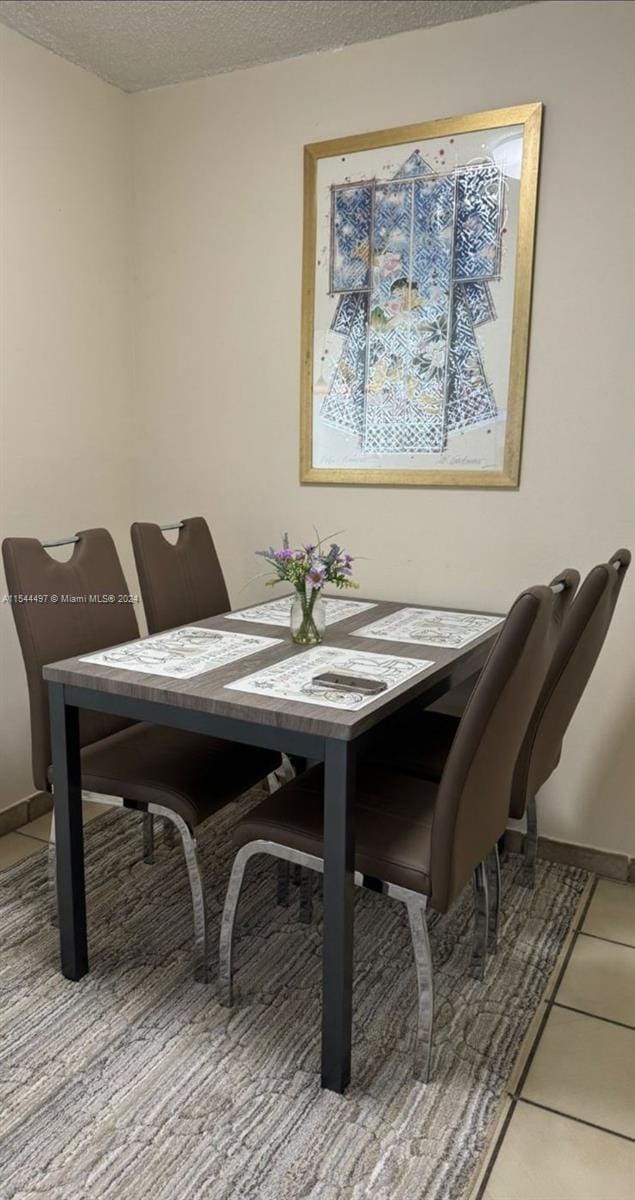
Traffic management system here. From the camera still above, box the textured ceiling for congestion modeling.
[0,0,533,93]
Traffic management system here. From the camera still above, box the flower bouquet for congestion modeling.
[256,532,357,644]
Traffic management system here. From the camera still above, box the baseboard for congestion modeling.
[0,791,52,836]
[504,828,632,883]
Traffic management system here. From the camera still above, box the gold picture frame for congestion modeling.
[300,103,543,488]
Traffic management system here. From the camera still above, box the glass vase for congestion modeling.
[290,589,325,645]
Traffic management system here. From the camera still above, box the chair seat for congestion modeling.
[234,764,439,897]
[48,723,280,829]
[368,710,460,781]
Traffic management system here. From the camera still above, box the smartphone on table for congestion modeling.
[312,672,387,695]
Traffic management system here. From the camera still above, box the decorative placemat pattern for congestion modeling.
[226,596,377,627]
[354,607,503,648]
[81,626,282,679]
[226,645,434,710]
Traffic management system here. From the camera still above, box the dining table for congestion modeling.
[43,595,502,1094]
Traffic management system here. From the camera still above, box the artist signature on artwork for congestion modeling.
[317,453,492,469]
[438,455,490,467]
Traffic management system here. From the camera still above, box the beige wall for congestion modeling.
[130,0,635,856]
[0,24,135,806]
[0,2,633,857]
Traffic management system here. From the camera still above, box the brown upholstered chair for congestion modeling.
[365,568,580,778]
[511,549,630,883]
[130,517,230,635]
[2,528,280,980]
[369,555,629,886]
[218,583,560,1082]
[131,514,299,903]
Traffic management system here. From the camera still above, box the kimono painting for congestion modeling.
[300,105,542,487]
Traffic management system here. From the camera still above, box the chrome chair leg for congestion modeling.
[150,807,208,982]
[290,859,313,915]
[277,859,290,907]
[142,812,155,864]
[402,893,433,1083]
[269,776,290,909]
[220,841,325,1008]
[485,845,501,954]
[219,843,255,1006]
[179,822,208,983]
[269,762,311,911]
[294,862,316,913]
[470,862,489,980]
[275,860,313,913]
[164,819,176,849]
[275,754,297,786]
[48,810,58,927]
[219,841,436,1082]
[51,793,204,980]
[299,869,313,923]
[521,795,538,888]
[267,756,296,797]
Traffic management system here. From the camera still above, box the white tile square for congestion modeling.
[521,1007,635,1139]
[557,935,635,1027]
[485,1101,635,1200]
[583,881,635,948]
[0,832,43,870]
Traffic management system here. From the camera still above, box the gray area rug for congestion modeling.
[0,789,589,1200]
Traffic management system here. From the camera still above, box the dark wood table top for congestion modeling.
[43,597,503,741]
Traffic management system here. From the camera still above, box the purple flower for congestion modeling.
[307,562,327,590]
[255,533,356,593]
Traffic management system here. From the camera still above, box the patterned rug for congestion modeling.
[0,789,589,1200]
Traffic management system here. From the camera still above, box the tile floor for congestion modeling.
[0,800,105,869]
[470,877,635,1199]
[1,823,633,1199]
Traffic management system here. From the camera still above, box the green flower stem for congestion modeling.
[292,586,322,645]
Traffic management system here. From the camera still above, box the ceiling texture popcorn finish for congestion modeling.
[0,0,533,92]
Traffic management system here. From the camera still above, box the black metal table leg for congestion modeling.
[321,738,355,1092]
[49,681,87,980]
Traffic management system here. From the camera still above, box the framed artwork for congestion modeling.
[300,103,542,488]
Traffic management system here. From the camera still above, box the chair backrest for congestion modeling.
[2,529,138,792]
[430,583,561,912]
[509,548,631,819]
[131,517,230,635]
